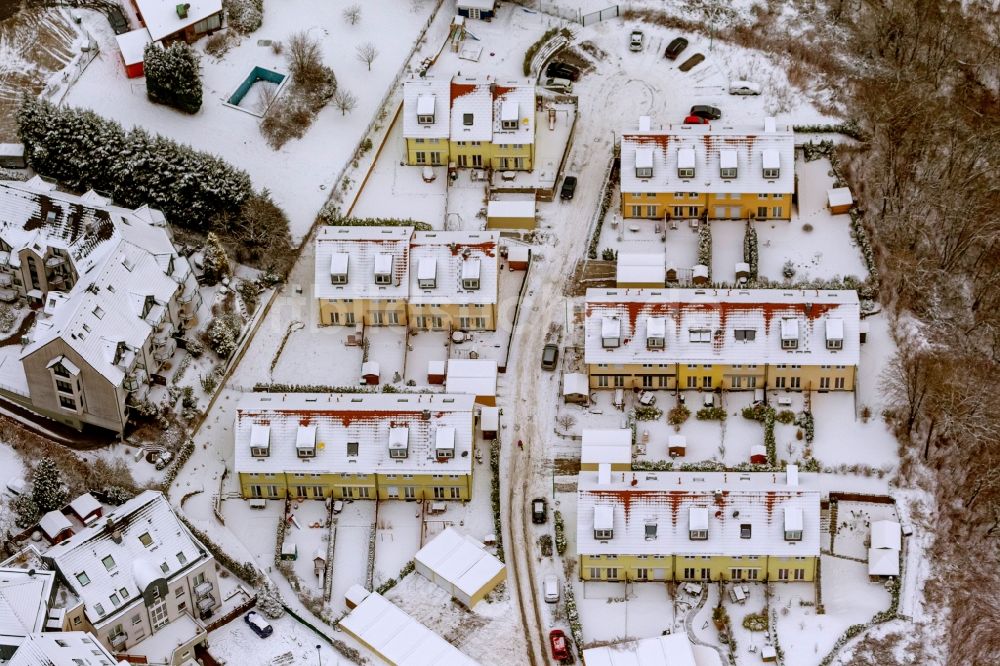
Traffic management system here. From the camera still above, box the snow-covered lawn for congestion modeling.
[364,326,407,386]
[445,174,489,231]
[284,500,331,593]
[724,582,772,664]
[710,220,746,285]
[810,393,898,470]
[329,500,374,614]
[221,492,282,573]
[66,0,439,242]
[373,501,422,589]
[832,501,900,560]
[403,330,449,387]
[207,612,350,666]
[269,324,362,388]
[576,580,676,644]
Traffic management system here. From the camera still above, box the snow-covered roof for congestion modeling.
[115,27,152,66]
[492,81,535,145]
[577,471,821,557]
[404,78,451,139]
[457,0,495,10]
[445,359,497,397]
[133,0,222,42]
[867,548,899,576]
[827,187,853,207]
[408,231,498,305]
[620,120,795,195]
[870,520,901,550]
[581,429,631,466]
[39,511,73,540]
[784,507,803,532]
[617,252,666,286]
[314,226,412,301]
[563,372,588,396]
[234,393,475,477]
[8,631,121,666]
[451,76,493,142]
[487,199,535,219]
[47,491,208,627]
[0,567,55,641]
[480,406,499,431]
[68,493,102,521]
[339,590,480,666]
[584,288,861,367]
[594,505,614,531]
[583,633,699,666]
[414,527,504,600]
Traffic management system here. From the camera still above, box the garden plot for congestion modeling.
[329,500,375,614]
[221,496,283,573]
[832,501,900,560]
[709,221,747,285]
[772,556,890,666]
[364,326,407,386]
[756,155,868,283]
[349,112,447,224]
[576,580,675,644]
[282,499,331,593]
[810,393,898,470]
[403,329,449,387]
[720,391,769,465]
[270,324,363,388]
[446,173,489,232]
[372,500,422,589]
[723,582,772,664]
[67,0,438,242]
[207,612,351,666]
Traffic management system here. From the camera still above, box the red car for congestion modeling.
[549,629,570,661]
[683,115,709,125]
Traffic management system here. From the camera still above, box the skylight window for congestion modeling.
[76,572,91,587]
[102,555,115,571]
[138,532,152,547]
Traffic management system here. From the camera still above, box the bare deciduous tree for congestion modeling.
[555,414,576,431]
[333,89,357,116]
[342,4,361,25]
[356,42,379,71]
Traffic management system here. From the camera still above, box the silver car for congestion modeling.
[630,30,644,51]
[543,77,573,93]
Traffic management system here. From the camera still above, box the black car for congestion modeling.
[690,105,722,121]
[559,176,577,201]
[106,5,129,35]
[244,611,273,638]
[545,61,580,82]
[532,498,548,524]
[541,343,559,370]
[664,37,689,60]
[678,53,705,72]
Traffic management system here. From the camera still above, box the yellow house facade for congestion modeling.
[620,118,795,221]
[234,393,477,502]
[577,469,821,583]
[584,288,861,392]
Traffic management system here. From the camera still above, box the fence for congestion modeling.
[580,4,620,25]
[204,594,257,632]
[45,11,99,107]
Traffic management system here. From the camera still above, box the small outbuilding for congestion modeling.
[750,445,767,465]
[68,492,103,526]
[735,262,751,283]
[456,0,496,21]
[313,548,327,576]
[506,245,531,270]
[616,252,666,288]
[486,200,535,230]
[692,264,709,286]
[563,372,589,405]
[668,434,687,457]
[427,360,446,385]
[868,519,901,578]
[414,527,506,608]
[480,406,499,439]
[581,429,631,471]
[0,143,26,169]
[39,510,74,544]
[361,361,380,385]
[115,28,152,79]
[280,541,298,561]
[827,187,853,214]
[665,264,679,283]
[445,358,498,405]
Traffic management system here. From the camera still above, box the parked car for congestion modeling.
[541,343,559,370]
[729,80,762,95]
[629,30,644,51]
[532,497,548,524]
[664,37,689,60]
[560,175,577,201]
[545,61,580,81]
[678,53,705,72]
[106,5,128,35]
[549,629,570,661]
[244,611,273,638]
[690,105,722,120]
[683,115,710,125]
[543,575,561,603]
[542,77,573,93]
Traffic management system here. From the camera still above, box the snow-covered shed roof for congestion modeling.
[115,27,152,66]
[492,81,535,145]
[617,252,666,286]
[487,199,535,220]
[480,406,499,431]
[0,567,55,641]
[8,631,122,666]
[457,0,495,10]
[47,491,208,627]
[582,633,700,666]
[584,288,861,367]
[39,511,73,540]
[450,76,494,142]
[314,226,413,301]
[619,120,795,195]
[414,528,504,599]
[234,392,475,477]
[133,0,222,42]
[581,429,631,466]
[827,187,853,208]
[563,372,588,396]
[576,470,821,557]
[408,231,498,305]
[870,520,901,550]
[867,548,899,576]
[403,78,451,140]
[445,359,497,397]
[68,493,102,522]
[339,590,480,665]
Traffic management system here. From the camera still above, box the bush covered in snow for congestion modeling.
[742,610,769,631]
[795,410,815,443]
[743,222,758,279]
[696,405,726,421]
[261,32,337,149]
[224,0,263,33]
[634,405,662,421]
[667,404,691,427]
[144,42,203,114]
[213,190,294,276]
[201,232,231,285]
[0,304,15,333]
[489,438,505,562]
[697,221,712,273]
[17,97,253,230]
[207,313,243,358]
[522,27,573,76]
[554,510,567,555]
[319,206,432,230]
[255,580,285,619]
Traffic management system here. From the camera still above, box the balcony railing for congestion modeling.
[194,581,214,598]
[109,632,127,649]
[45,255,66,268]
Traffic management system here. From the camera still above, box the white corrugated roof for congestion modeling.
[314,226,412,301]
[115,27,152,66]
[487,200,534,219]
[583,633,699,666]
[620,121,795,195]
[133,0,222,42]
[409,231,498,306]
[870,520,901,550]
[584,288,860,366]
[445,359,497,397]
[0,567,55,640]
[867,548,899,576]
[577,471,821,557]
[617,252,666,286]
[403,78,451,140]
[415,527,504,600]
[563,372,588,396]
[340,590,480,665]
[581,429,631,466]
[234,393,475,477]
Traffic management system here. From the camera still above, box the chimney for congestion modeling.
[106,517,122,544]
[28,568,36,577]
[421,409,431,420]
[177,3,190,19]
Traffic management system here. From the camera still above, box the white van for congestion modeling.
[543,574,560,603]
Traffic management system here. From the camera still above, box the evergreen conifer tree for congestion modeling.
[31,457,67,515]
[145,42,203,114]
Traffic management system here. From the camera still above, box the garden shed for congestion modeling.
[486,200,535,230]
[617,252,666,288]
[506,245,530,270]
[115,27,151,79]
[581,429,631,471]
[692,264,709,285]
[69,492,103,525]
[827,187,853,214]
[750,445,767,464]
[445,359,498,405]
[563,372,589,404]
[480,406,499,439]
[668,434,687,457]
[735,262,751,282]
[280,541,298,561]
[39,510,74,544]
[361,361,380,385]
[427,360,446,385]
[414,527,505,608]
[456,0,496,21]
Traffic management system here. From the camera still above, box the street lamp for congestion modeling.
[316,644,322,665]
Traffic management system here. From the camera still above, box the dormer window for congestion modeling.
[689,328,711,343]
[762,149,780,179]
[720,149,737,179]
[740,523,752,539]
[461,258,481,290]
[784,507,803,541]
[347,441,359,457]
[594,505,613,540]
[388,426,409,459]
[825,318,844,350]
[635,148,653,179]
[463,113,474,126]
[330,253,349,285]
[646,317,665,349]
[374,253,393,285]
[601,316,621,348]
[296,425,316,458]
[250,424,270,457]
[677,147,695,179]
[418,258,436,289]
[435,426,456,459]
[500,100,518,130]
[689,507,708,540]
[780,319,799,349]
[416,94,435,125]
[644,522,657,540]
[141,294,155,318]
